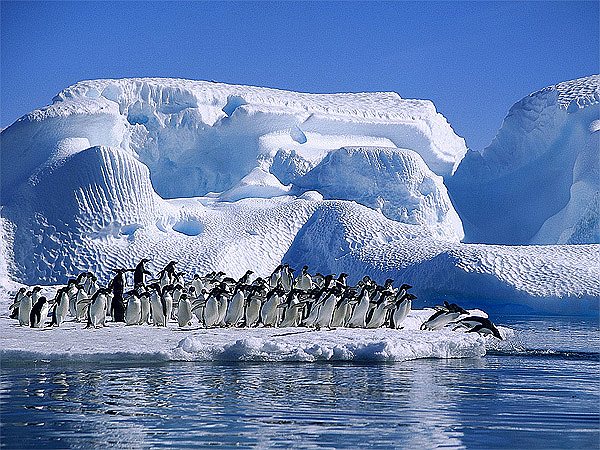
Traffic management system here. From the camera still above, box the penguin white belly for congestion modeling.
[163,294,173,324]
[76,292,90,322]
[18,297,33,326]
[224,292,244,326]
[392,300,411,329]
[140,297,151,324]
[204,297,220,327]
[279,302,301,327]
[315,297,337,328]
[348,297,369,328]
[216,297,228,326]
[126,297,142,325]
[150,294,165,326]
[366,304,387,328]
[177,298,193,327]
[68,289,78,318]
[261,296,279,327]
[88,296,106,328]
[245,298,261,327]
[56,294,69,326]
[330,302,349,328]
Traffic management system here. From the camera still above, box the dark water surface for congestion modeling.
[1,316,599,449]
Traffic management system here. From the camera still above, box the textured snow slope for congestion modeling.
[449,75,600,244]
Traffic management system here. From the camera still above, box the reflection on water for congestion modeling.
[1,317,599,449]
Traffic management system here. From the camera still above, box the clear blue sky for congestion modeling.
[1,1,598,151]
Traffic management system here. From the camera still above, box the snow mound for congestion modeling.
[1,77,467,201]
[295,146,463,240]
[450,75,600,244]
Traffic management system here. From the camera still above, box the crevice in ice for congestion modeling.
[222,95,247,117]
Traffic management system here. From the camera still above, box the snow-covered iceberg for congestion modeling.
[1,77,598,315]
[449,75,600,245]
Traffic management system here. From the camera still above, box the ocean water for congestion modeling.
[1,316,598,449]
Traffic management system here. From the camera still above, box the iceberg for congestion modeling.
[449,75,600,245]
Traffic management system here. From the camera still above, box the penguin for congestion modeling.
[224,285,245,327]
[191,274,205,297]
[50,287,69,327]
[278,290,305,327]
[177,293,193,327]
[312,273,325,289]
[87,288,109,328]
[330,290,355,328]
[303,288,328,327]
[125,290,142,325]
[191,288,207,325]
[336,273,349,288]
[161,286,174,326]
[314,287,342,329]
[132,258,152,286]
[261,287,284,327]
[172,284,184,320]
[67,280,79,318]
[203,287,222,328]
[75,287,90,322]
[216,284,230,326]
[269,265,283,289]
[149,284,166,326]
[390,293,416,329]
[366,290,394,328]
[294,266,313,291]
[238,270,254,285]
[18,289,34,326]
[9,288,26,319]
[420,302,469,331]
[158,261,176,289]
[109,268,128,322]
[139,291,152,325]
[347,286,370,328]
[455,316,503,340]
[244,287,263,327]
[29,296,49,328]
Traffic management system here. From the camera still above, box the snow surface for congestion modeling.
[1,77,599,316]
[450,75,600,245]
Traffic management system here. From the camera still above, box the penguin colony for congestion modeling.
[8,260,502,339]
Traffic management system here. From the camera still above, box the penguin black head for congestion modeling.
[399,284,413,291]
[302,265,309,271]
[384,279,394,287]
[33,286,42,292]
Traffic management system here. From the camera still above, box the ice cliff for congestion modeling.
[449,75,600,245]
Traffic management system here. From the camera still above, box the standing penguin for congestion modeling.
[244,286,265,327]
[30,296,49,328]
[50,287,70,327]
[330,290,355,328]
[109,269,128,322]
[269,265,283,289]
[139,292,152,325]
[366,291,394,328]
[18,289,34,326]
[314,287,342,329]
[390,293,416,329]
[133,258,152,286]
[125,290,142,325]
[87,288,110,328]
[203,287,222,328]
[261,288,284,327]
[347,286,371,328]
[67,280,79,318]
[224,286,245,327]
[278,290,305,327]
[149,284,166,326]
[9,288,26,319]
[177,293,193,327]
[294,266,313,291]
